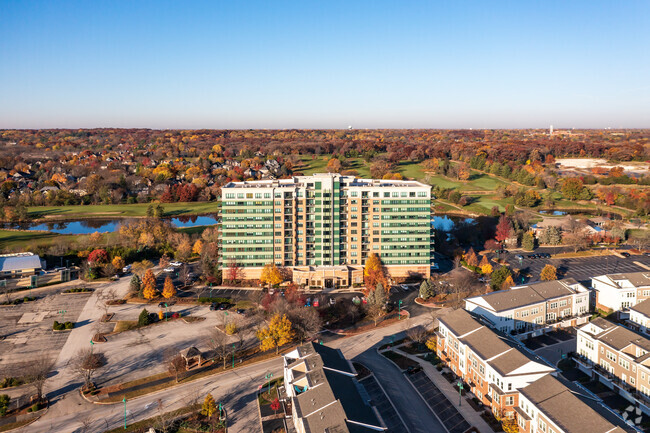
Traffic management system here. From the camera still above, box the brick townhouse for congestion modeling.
[464,279,590,336]
[576,317,650,412]
[592,272,650,312]
[628,298,650,334]
[436,309,555,418]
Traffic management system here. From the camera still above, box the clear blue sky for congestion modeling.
[1,0,649,129]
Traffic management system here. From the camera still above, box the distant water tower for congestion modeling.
[549,125,554,136]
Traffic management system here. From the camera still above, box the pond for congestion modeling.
[432,215,475,232]
[2,215,220,235]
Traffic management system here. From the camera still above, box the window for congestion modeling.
[606,351,617,362]
[549,302,558,309]
[539,419,547,432]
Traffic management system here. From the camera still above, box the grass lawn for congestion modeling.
[113,320,139,333]
[0,229,62,250]
[27,201,219,220]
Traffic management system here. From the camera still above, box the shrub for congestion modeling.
[28,402,40,412]
[64,321,74,330]
[172,312,180,319]
[138,308,152,327]
[53,321,64,331]
[0,394,9,416]
[225,322,237,335]
[197,297,231,304]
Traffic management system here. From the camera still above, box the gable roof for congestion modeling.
[0,253,42,273]
[631,298,650,318]
[438,308,483,336]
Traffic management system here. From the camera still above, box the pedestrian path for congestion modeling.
[395,348,493,433]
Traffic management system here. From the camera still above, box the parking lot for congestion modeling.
[407,370,471,433]
[359,374,409,433]
[0,291,92,378]
[503,254,650,285]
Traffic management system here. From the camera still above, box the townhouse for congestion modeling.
[575,318,650,412]
[517,374,627,433]
[436,309,555,418]
[283,342,385,433]
[629,299,650,334]
[592,272,650,312]
[464,279,590,337]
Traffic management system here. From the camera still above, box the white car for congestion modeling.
[164,267,175,273]
[170,261,183,267]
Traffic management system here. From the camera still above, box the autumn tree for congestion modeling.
[261,263,283,286]
[495,215,513,244]
[479,256,493,275]
[132,259,154,277]
[561,178,586,200]
[163,276,176,299]
[192,239,203,255]
[143,269,158,299]
[87,249,109,265]
[501,275,515,290]
[425,336,437,351]
[326,158,342,173]
[257,313,295,354]
[270,398,281,415]
[540,264,557,281]
[464,248,478,267]
[226,260,244,284]
[201,393,217,417]
[112,256,125,271]
[363,253,389,293]
[490,266,512,290]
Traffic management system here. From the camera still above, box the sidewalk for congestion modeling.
[394,348,493,433]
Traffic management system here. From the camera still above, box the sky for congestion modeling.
[1,0,649,129]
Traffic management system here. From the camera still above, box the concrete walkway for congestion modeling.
[394,348,494,433]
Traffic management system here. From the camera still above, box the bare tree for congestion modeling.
[450,271,476,307]
[247,289,264,305]
[366,304,385,327]
[72,348,104,391]
[287,306,322,344]
[155,398,173,433]
[180,264,191,287]
[208,330,232,369]
[406,325,428,344]
[165,350,186,383]
[24,356,54,402]
[77,415,94,433]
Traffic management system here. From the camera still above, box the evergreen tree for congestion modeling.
[522,232,535,251]
[138,308,151,326]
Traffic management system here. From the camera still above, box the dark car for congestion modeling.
[528,254,536,259]
[218,303,231,310]
[620,252,631,258]
[406,365,422,374]
[159,301,173,308]
[236,308,246,314]
[209,303,218,311]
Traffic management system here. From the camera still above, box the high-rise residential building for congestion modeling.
[219,173,433,288]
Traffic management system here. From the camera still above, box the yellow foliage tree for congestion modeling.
[201,393,217,417]
[89,231,104,244]
[540,264,557,281]
[500,417,519,433]
[142,269,158,299]
[257,314,295,354]
[363,253,389,293]
[425,336,437,351]
[162,275,176,299]
[479,255,493,275]
[501,275,515,290]
[192,239,204,255]
[260,263,283,286]
[112,256,125,270]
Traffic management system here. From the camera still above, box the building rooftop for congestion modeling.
[223,173,431,189]
[580,318,650,360]
[631,298,650,318]
[520,375,629,433]
[0,253,42,273]
[593,272,650,289]
[465,279,586,313]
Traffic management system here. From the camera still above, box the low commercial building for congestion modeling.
[436,309,555,418]
[0,252,43,278]
[464,279,590,337]
[517,374,628,433]
[591,272,650,312]
[575,318,650,413]
[283,342,385,433]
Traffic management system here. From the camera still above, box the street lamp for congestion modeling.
[456,380,463,407]
[398,300,403,320]
[58,309,67,322]
[90,339,94,355]
[265,373,273,394]
[232,343,235,368]
[123,397,127,429]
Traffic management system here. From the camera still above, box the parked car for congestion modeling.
[329,298,336,306]
[160,301,172,309]
[304,297,311,307]
[218,303,231,310]
[313,298,320,307]
[209,303,217,311]
[164,267,175,272]
[236,308,246,314]
[514,254,524,260]
[406,365,422,374]
[620,252,631,258]
[122,264,132,274]
[170,261,183,267]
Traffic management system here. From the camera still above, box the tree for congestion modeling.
[260,263,283,286]
[257,314,295,354]
[326,158,342,173]
[479,256,493,275]
[270,397,281,415]
[73,348,104,391]
[201,393,217,417]
[501,417,519,433]
[143,269,157,299]
[407,325,428,344]
[425,336,437,351]
[420,280,434,300]
[24,356,54,402]
[87,249,109,265]
[132,259,154,277]
[363,253,389,293]
[0,394,9,417]
[540,264,557,281]
[540,226,562,245]
[490,266,512,291]
[167,353,186,383]
[208,329,232,369]
[192,239,203,255]
[501,275,515,290]
[464,248,478,267]
[561,178,586,200]
[522,232,535,251]
[287,306,322,344]
[366,304,385,327]
[370,283,387,307]
[163,276,176,299]
[129,274,141,293]
[112,256,125,270]
[226,260,244,284]
[495,216,513,244]
[138,308,152,326]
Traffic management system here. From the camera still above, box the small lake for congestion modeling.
[3,215,220,235]
[432,215,475,232]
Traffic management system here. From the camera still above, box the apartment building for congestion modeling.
[283,342,385,433]
[220,173,433,286]
[436,309,555,417]
[464,279,590,336]
[591,272,650,311]
[629,299,650,334]
[575,318,650,412]
[517,374,627,433]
